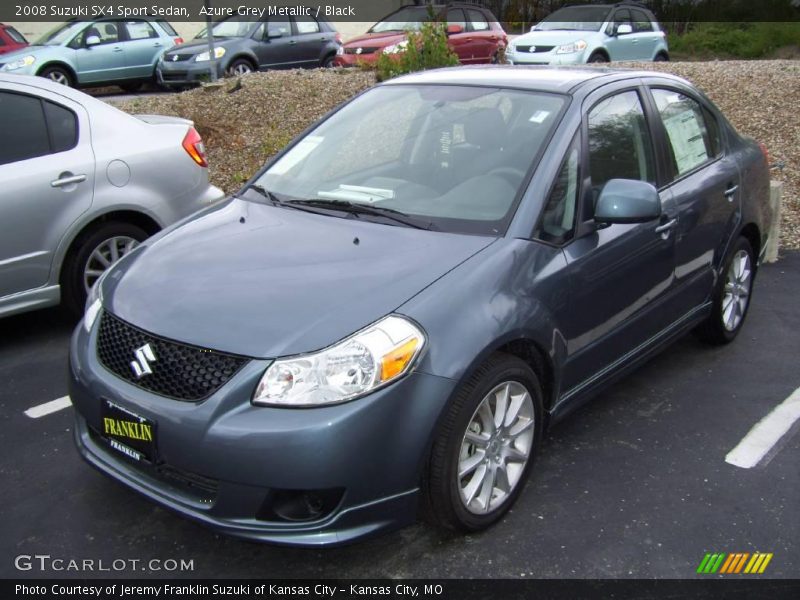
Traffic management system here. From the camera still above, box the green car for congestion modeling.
[0,18,183,90]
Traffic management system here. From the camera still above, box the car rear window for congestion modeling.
[43,101,78,154]
[157,20,179,37]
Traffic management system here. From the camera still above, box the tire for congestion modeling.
[587,52,609,64]
[695,236,756,345]
[321,54,335,68]
[227,59,254,77]
[61,222,148,316]
[423,353,544,532]
[654,52,669,62]
[39,66,73,87]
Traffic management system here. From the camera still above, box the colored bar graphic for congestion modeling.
[702,552,774,574]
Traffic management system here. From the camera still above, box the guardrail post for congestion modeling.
[764,181,782,263]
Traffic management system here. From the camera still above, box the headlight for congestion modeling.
[4,55,36,71]
[253,315,426,407]
[383,41,408,55]
[556,40,587,54]
[83,277,104,333]
[194,47,226,62]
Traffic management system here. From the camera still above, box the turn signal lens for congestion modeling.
[380,338,420,382]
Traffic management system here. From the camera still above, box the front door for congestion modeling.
[73,21,127,83]
[560,87,678,395]
[0,88,95,298]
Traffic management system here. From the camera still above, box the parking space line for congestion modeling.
[725,387,800,468]
[24,396,72,419]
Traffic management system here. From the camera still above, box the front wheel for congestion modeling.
[61,222,148,316]
[227,59,254,77]
[587,52,609,64]
[695,236,756,345]
[424,354,543,532]
[40,66,73,87]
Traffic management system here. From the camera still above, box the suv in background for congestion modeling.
[334,3,507,66]
[0,23,28,55]
[157,15,341,88]
[0,18,183,90]
[507,2,668,65]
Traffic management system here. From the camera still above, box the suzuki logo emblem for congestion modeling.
[131,344,156,379]
[529,46,536,52]
[172,55,179,61]
[355,47,363,55]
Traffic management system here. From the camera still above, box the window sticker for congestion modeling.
[663,109,708,174]
[529,110,551,124]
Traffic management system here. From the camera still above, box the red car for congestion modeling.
[334,3,507,67]
[0,23,28,55]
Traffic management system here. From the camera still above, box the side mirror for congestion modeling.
[616,23,633,36]
[86,35,101,47]
[446,24,464,35]
[267,29,283,39]
[594,179,660,224]
[530,25,539,32]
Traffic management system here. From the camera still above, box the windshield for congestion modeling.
[535,7,611,32]
[5,26,27,44]
[369,7,431,33]
[252,85,565,236]
[33,22,84,46]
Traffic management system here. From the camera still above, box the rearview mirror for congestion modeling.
[86,35,101,47]
[446,24,464,35]
[616,23,633,36]
[595,179,660,224]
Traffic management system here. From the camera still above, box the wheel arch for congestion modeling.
[739,222,761,264]
[588,47,610,62]
[36,61,78,85]
[228,53,258,72]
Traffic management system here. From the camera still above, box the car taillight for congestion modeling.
[182,127,208,168]
[174,37,184,45]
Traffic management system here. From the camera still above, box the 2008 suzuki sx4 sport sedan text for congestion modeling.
[70,66,771,546]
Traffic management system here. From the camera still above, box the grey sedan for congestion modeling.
[0,74,222,318]
[70,66,771,545]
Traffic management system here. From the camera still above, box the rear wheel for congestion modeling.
[120,81,143,93]
[227,59,254,77]
[695,237,755,345]
[40,66,73,87]
[424,354,543,532]
[61,222,148,316]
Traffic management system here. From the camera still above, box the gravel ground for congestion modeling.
[116,60,799,250]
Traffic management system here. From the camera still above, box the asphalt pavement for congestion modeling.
[1,253,798,579]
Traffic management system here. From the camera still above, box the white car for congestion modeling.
[507,3,669,65]
[0,74,223,318]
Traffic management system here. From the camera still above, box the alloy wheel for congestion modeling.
[47,71,69,85]
[722,249,752,332]
[457,381,535,515]
[83,236,139,293]
[230,63,253,76]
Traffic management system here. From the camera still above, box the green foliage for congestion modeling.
[375,21,460,82]
[668,22,800,59]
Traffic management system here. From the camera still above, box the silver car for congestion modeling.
[0,73,223,318]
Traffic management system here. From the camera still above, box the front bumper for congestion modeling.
[333,52,380,67]
[506,49,587,65]
[157,59,226,86]
[69,315,456,546]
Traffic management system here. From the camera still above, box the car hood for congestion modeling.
[165,38,240,55]
[514,30,598,46]
[343,31,406,48]
[103,198,495,359]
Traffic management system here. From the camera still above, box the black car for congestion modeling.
[157,14,341,87]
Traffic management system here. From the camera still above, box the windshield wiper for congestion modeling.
[243,184,286,206]
[286,199,436,230]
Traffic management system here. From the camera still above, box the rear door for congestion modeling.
[0,87,95,298]
[646,84,741,314]
[120,20,165,78]
[292,16,329,67]
[560,85,679,394]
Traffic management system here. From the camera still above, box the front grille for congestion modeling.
[515,45,554,53]
[345,46,379,55]
[96,312,249,401]
[164,53,193,62]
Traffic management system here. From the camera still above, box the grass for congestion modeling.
[668,22,800,60]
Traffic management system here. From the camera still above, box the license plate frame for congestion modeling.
[100,399,157,463]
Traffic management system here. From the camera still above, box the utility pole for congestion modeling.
[204,0,218,82]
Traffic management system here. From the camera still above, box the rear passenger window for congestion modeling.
[467,9,490,31]
[631,9,653,32]
[652,89,719,176]
[44,101,78,153]
[587,90,656,192]
[124,21,158,40]
[0,92,50,165]
[295,19,320,35]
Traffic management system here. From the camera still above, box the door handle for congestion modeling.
[289,40,297,45]
[51,174,87,188]
[655,218,677,236]
[724,184,739,201]
[153,42,162,47]
[112,47,123,52]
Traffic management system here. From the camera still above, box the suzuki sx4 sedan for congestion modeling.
[70,66,771,546]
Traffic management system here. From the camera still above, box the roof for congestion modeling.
[384,65,685,94]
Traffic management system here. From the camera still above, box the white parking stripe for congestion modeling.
[24,396,72,419]
[725,387,800,469]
